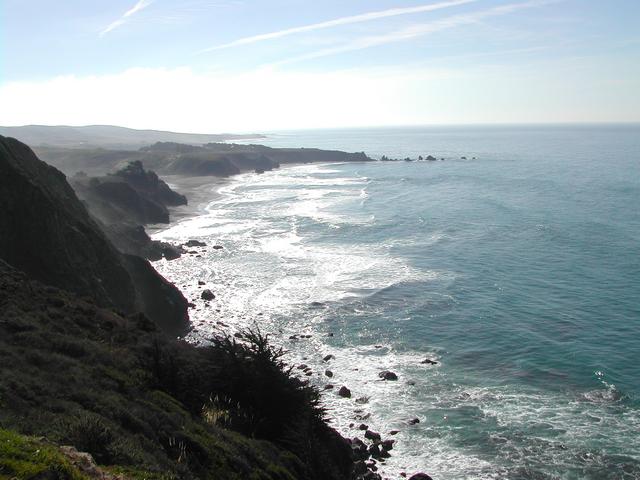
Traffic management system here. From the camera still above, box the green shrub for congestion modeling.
[59,413,115,464]
[0,428,89,480]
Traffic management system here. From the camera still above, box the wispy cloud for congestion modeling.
[268,0,556,66]
[100,0,155,36]
[197,0,477,54]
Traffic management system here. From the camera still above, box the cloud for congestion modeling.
[0,66,467,132]
[3,54,634,133]
[100,0,155,36]
[197,0,477,53]
[269,0,556,66]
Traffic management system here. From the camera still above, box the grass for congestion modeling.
[0,428,89,480]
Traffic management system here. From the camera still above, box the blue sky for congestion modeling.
[1,0,639,131]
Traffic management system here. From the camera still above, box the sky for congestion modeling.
[1,0,639,132]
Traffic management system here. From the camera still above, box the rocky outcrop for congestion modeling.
[378,370,398,381]
[102,223,182,261]
[37,141,374,178]
[0,135,188,335]
[71,161,188,261]
[111,160,187,207]
[71,160,186,226]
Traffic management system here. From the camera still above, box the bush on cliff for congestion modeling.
[0,260,352,480]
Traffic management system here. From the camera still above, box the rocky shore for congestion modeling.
[0,134,434,479]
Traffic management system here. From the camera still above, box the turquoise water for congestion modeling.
[155,125,640,479]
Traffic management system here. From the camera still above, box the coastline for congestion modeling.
[151,162,423,479]
[148,174,229,229]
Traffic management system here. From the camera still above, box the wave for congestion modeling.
[152,161,640,479]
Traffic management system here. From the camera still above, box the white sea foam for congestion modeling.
[153,162,640,479]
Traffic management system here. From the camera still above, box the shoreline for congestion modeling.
[151,163,426,479]
[147,174,229,232]
[150,161,373,232]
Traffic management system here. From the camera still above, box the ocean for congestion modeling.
[153,124,640,479]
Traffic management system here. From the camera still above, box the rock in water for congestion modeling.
[338,386,351,398]
[185,239,206,247]
[201,289,215,301]
[379,370,398,381]
[364,430,381,442]
[409,474,434,480]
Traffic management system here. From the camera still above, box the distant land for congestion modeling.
[0,124,266,150]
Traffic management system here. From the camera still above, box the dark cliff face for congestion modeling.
[71,161,187,226]
[111,160,187,207]
[73,176,171,225]
[0,135,137,312]
[70,161,187,261]
[0,135,188,335]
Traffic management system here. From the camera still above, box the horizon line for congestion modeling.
[2,121,639,136]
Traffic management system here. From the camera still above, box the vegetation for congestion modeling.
[0,260,351,480]
[0,428,89,480]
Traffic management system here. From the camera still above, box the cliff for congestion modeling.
[70,161,186,260]
[0,135,188,335]
[35,141,373,177]
[71,161,186,226]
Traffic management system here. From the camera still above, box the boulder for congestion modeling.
[379,370,398,381]
[323,354,335,362]
[381,439,394,451]
[354,460,368,475]
[364,430,381,442]
[408,418,420,425]
[351,437,368,460]
[421,358,438,365]
[325,369,334,378]
[185,239,206,247]
[368,444,389,459]
[201,289,215,301]
[338,386,351,398]
[409,474,434,480]
[363,471,382,480]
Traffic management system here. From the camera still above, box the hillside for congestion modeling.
[0,135,188,335]
[0,125,265,150]
[0,259,353,480]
